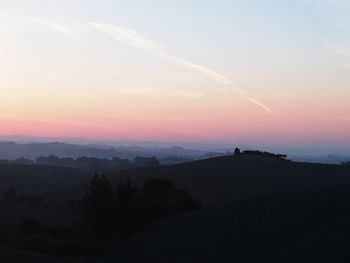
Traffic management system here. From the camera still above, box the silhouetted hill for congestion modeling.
[108,155,350,206]
[0,163,89,201]
[0,245,76,263]
[2,154,350,262]
[101,185,350,263]
[2,155,350,207]
[93,155,350,262]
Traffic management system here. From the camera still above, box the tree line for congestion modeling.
[0,175,201,257]
[81,174,201,238]
[0,155,161,172]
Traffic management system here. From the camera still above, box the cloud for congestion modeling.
[25,17,67,33]
[160,53,234,86]
[118,87,162,96]
[110,112,221,121]
[88,22,276,117]
[117,86,204,98]
[246,96,278,118]
[174,90,204,98]
[87,22,162,52]
[88,22,233,86]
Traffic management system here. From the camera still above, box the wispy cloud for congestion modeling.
[246,96,278,118]
[109,112,222,121]
[25,17,67,33]
[117,87,204,98]
[88,22,276,117]
[87,22,233,86]
[174,90,204,98]
[87,23,163,52]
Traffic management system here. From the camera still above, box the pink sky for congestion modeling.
[0,1,349,146]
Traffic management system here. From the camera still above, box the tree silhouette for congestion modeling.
[81,173,115,234]
[234,147,241,155]
[81,175,201,238]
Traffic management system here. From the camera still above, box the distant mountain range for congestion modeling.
[0,141,220,161]
[0,135,349,164]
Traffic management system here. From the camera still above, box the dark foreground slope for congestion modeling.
[2,155,350,262]
[0,164,90,237]
[108,155,350,206]
[94,155,350,263]
[100,185,350,263]
[0,164,89,201]
[0,245,77,263]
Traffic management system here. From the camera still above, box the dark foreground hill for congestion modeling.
[87,155,350,262]
[0,164,90,241]
[0,164,89,201]
[0,245,76,263]
[100,185,350,263]
[107,154,350,206]
[2,154,350,262]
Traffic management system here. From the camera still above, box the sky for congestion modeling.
[0,0,349,146]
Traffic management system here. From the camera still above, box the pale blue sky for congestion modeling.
[2,0,349,77]
[0,0,349,144]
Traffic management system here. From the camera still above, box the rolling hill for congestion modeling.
[101,185,350,263]
[97,155,350,263]
[2,154,350,262]
[107,154,350,206]
[0,163,90,201]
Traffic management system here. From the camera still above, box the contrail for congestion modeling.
[88,22,277,117]
[87,22,233,85]
[246,96,278,118]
